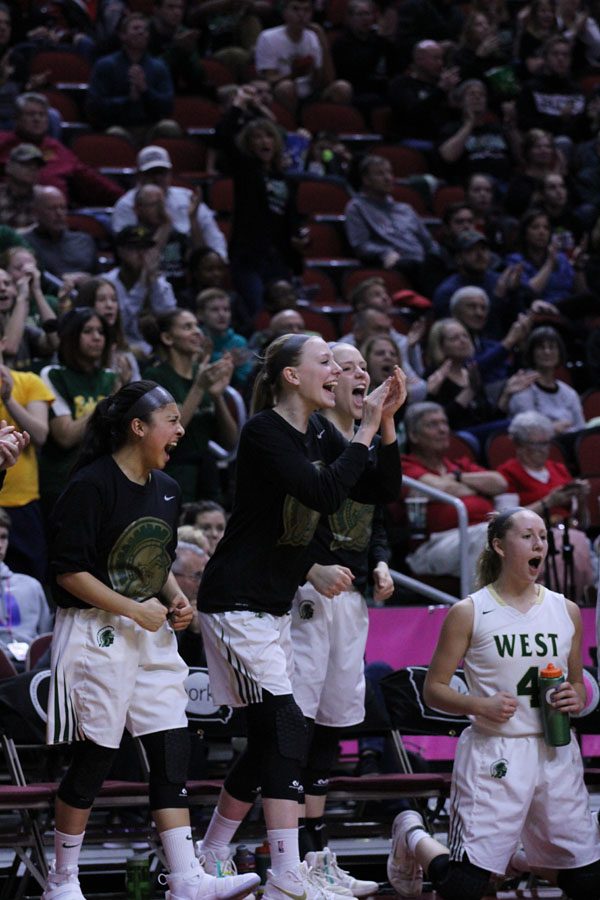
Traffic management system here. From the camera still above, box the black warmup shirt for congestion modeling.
[50,455,181,609]
[198,410,399,616]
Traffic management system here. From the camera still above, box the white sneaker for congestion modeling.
[306,849,379,898]
[42,863,86,900]
[196,844,238,877]
[263,861,341,900]
[386,811,424,898]
[163,867,259,900]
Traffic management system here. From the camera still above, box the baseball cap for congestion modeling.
[116,225,156,248]
[456,230,489,252]
[137,145,172,172]
[8,143,44,165]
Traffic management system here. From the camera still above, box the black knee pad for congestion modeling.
[234,692,307,801]
[304,724,340,795]
[428,855,491,900]
[224,746,262,804]
[58,740,118,809]
[557,859,600,900]
[263,690,307,763]
[141,729,190,810]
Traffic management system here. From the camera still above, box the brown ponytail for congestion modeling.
[475,507,525,588]
[250,333,312,414]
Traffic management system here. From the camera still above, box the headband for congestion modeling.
[124,385,175,421]
[489,507,524,544]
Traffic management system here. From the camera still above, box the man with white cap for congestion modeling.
[111,145,228,260]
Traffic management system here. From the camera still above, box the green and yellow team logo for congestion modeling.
[490,758,508,779]
[108,517,173,600]
[97,625,115,648]
[328,499,374,553]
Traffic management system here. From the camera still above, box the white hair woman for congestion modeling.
[496,410,593,601]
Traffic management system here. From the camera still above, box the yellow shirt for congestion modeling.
[0,370,54,507]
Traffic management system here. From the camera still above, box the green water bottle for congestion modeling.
[126,856,151,900]
[538,662,571,747]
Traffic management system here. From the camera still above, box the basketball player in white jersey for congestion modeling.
[386,507,600,900]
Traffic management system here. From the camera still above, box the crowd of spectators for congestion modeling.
[3,0,600,669]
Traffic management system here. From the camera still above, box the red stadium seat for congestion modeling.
[301,102,368,135]
[297,179,352,216]
[29,51,91,85]
[432,185,466,217]
[391,183,428,216]
[582,389,600,422]
[71,133,137,169]
[174,96,221,133]
[576,429,600,476]
[370,145,429,177]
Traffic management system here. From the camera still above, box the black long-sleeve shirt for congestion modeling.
[197,410,400,615]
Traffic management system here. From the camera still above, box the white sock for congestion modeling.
[268,828,301,876]
[161,825,202,877]
[54,829,84,873]
[201,810,240,860]
[406,825,428,855]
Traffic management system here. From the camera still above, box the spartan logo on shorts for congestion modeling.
[97,625,115,648]
[490,758,508,779]
[108,517,173,600]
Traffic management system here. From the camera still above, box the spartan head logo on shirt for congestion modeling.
[490,758,508,779]
[108,517,173,599]
[97,626,115,648]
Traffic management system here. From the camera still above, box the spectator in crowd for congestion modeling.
[389,0,464,71]
[388,39,459,148]
[515,0,559,76]
[395,401,508,591]
[172,539,209,667]
[0,507,52,671]
[449,285,531,403]
[436,202,477,275]
[0,93,123,206]
[143,309,237,502]
[572,111,600,210]
[216,113,307,315]
[187,0,265,78]
[148,0,207,95]
[39,307,117,518]
[180,247,251,336]
[505,209,588,306]
[433,230,525,333]
[517,35,587,145]
[331,0,391,117]
[452,10,512,82]
[0,256,58,372]
[0,315,53,581]
[0,5,28,130]
[196,288,252,390]
[497,410,593,601]
[181,499,228,555]
[24,186,97,279]
[345,155,441,293]
[86,12,177,145]
[342,275,427,403]
[112,145,227,261]
[505,129,566,218]
[104,225,177,359]
[424,317,510,444]
[74,277,141,385]
[465,171,518,255]
[133,183,190,295]
[557,0,600,72]
[536,172,590,241]
[438,80,520,185]
[254,0,352,112]
[0,143,44,229]
[212,81,278,174]
[506,325,586,436]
